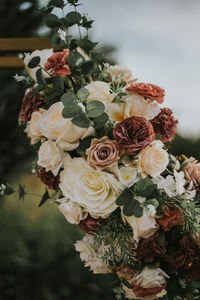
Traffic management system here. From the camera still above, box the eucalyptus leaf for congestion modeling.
[52,76,64,91]
[81,60,99,75]
[67,0,79,3]
[38,188,50,207]
[86,100,105,118]
[156,231,165,247]
[28,56,40,68]
[32,83,46,96]
[48,0,64,8]
[123,199,143,217]
[62,104,82,118]
[72,114,90,128]
[65,11,81,26]
[68,50,84,69]
[93,112,109,129]
[77,87,89,102]
[61,91,76,106]
[116,188,132,206]
[44,13,61,28]
[77,38,98,52]
[131,178,156,197]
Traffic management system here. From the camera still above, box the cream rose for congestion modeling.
[57,198,88,224]
[75,235,111,274]
[134,267,169,289]
[38,102,94,150]
[26,110,44,144]
[59,157,123,218]
[37,140,63,176]
[85,81,114,103]
[123,214,159,241]
[106,94,160,122]
[105,64,132,82]
[138,141,169,178]
[24,49,53,81]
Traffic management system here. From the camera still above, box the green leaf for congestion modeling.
[81,16,94,29]
[76,136,94,155]
[36,68,46,85]
[67,0,79,4]
[77,87,89,102]
[116,188,132,206]
[123,199,143,217]
[72,114,90,128]
[191,281,200,288]
[68,50,84,69]
[62,104,82,118]
[77,38,98,52]
[93,112,109,129]
[61,91,76,106]
[3,183,15,195]
[28,56,40,68]
[132,178,156,197]
[156,231,165,247]
[19,184,26,201]
[48,0,64,8]
[145,198,159,209]
[194,192,200,203]
[81,60,99,75]
[32,83,46,96]
[179,161,188,171]
[65,12,81,26]
[52,76,64,92]
[38,188,50,207]
[44,13,61,28]
[86,100,105,118]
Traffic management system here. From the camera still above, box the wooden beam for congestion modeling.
[0,38,53,51]
[0,57,24,68]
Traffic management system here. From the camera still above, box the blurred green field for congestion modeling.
[0,174,116,300]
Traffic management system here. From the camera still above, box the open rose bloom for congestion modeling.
[15,3,200,299]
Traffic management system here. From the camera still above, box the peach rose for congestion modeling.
[44,49,71,77]
[86,136,120,170]
[85,81,114,103]
[183,157,200,187]
[126,83,165,104]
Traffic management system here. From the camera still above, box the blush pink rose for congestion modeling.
[183,157,200,187]
[44,49,71,77]
[126,83,165,104]
[113,116,155,155]
[86,136,120,170]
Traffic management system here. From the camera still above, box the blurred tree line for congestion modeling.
[0,1,200,300]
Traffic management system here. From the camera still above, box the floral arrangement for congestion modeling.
[5,0,200,299]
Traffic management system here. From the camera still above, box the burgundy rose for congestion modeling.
[37,167,60,190]
[113,116,155,155]
[151,108,178,143]
[19,88,43,122]
[86,136,120,170]
[157,206,184,231]
[126,83,165,104]
[44,49,71,77]
[166,236,199,270]
[78,215,101,234]
[136,232,166,263]
[133,283,166,298]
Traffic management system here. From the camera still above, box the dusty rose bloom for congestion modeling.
[86,136,120,170]
[126,83,165,104]
[113,116,155,155]
[37,167,60,190]
[44,49,71,77]
[19,88,43,122]
[151,108,178,143]
[133,283,166,298]
[183,157,200,187]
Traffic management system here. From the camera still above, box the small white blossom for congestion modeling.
[174,170,185,195]
[57,29,67,41]
[0,184,6,195]
[13,74,26,82]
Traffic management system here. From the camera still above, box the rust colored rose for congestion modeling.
[136,232,166,263]
[183,157,200,187]
[166,236,199,270]
[86,137,120,170]
[151,108,178,143]
[187,262,200,281]
[113,116,155,155]
[78,215,101,234]
[37,167,60,190]
[44,49,71,77]
[157,206,184,231]
[126,83,165,104]
[133,283,166,298]
[19,88,43,122]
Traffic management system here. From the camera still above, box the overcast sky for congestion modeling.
[51,0,200,137]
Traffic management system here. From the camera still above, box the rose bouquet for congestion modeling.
[5,0,200,299]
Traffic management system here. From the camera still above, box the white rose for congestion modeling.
[134,267,169,289]
[85,81,114,103]
[26,110,44,144]
[57,198,88,224]
[105,64,132,82]
[106,94,160,122]
[75,235,111,274]
[38,102,94,150]
[59,157,123,218]
[37,140,63,176]
[138,141,169,178]
[123,214,159,241]
[24,49,53,81]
